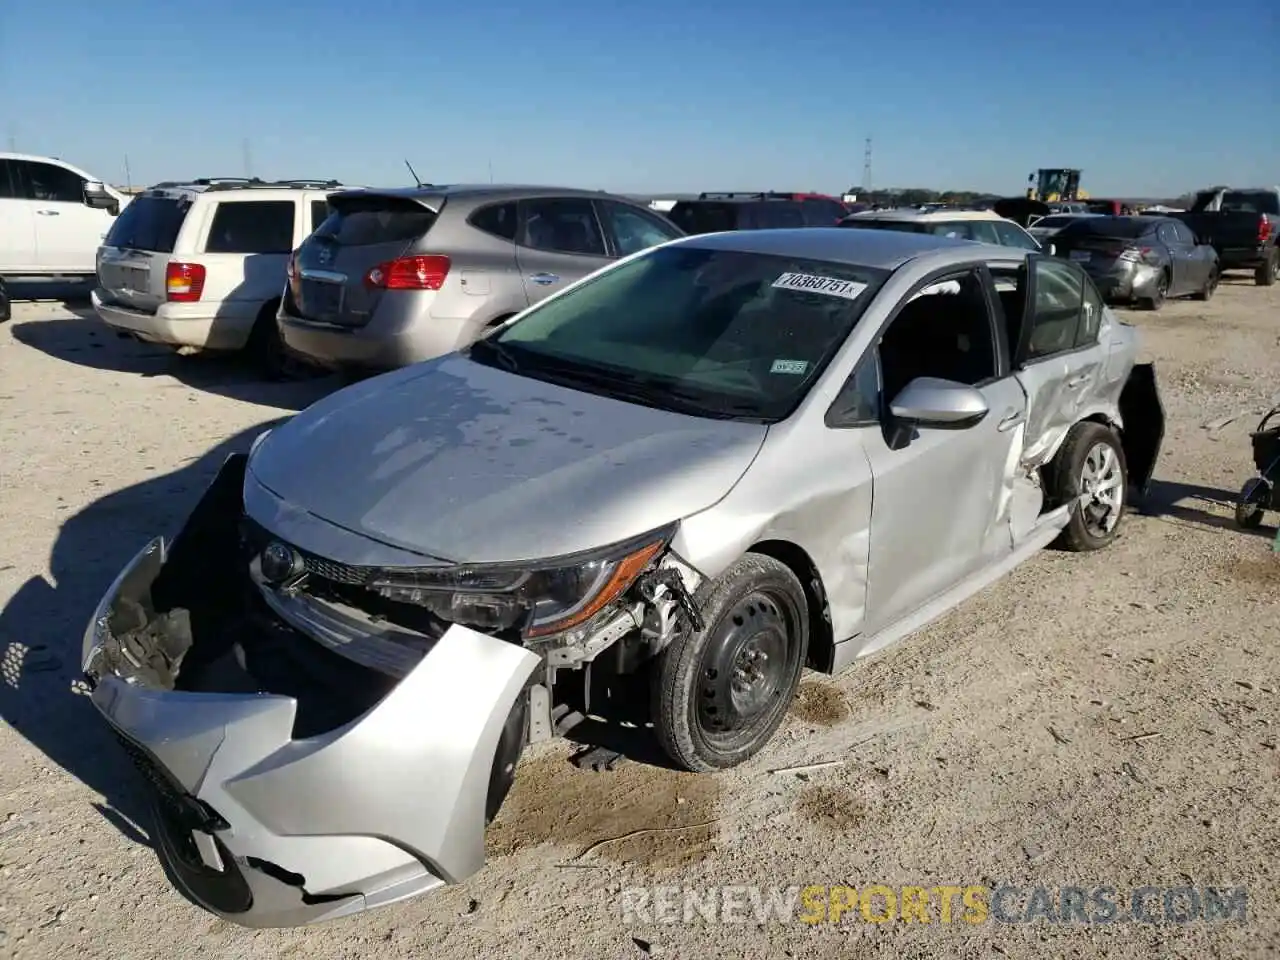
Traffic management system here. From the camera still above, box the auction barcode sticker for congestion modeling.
[772,272,868,301]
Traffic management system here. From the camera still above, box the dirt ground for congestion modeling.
[1,277,1278,960]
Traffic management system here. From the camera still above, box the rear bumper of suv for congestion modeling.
[92,289,259,351]
[82,455,541,928]
[278,295,487,373]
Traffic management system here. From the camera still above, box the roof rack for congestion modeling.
[146,177,343,192]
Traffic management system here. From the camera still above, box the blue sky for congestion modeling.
[2,0,1275,197]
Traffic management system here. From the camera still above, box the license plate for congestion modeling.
[125,267,149,292]
[1069,250,1092,262]
[302,278,344,319]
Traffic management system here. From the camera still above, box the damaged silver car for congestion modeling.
[82,228,1165,928]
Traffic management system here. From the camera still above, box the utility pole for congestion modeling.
[862,137,873,193]
[488,159,494,184]
[242,138,253,179]
[124,154,133,192]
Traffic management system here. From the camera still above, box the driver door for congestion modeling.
[860,268,1025,635]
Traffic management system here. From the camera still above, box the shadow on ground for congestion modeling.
[11,312,339,411]
[0,421,288,845]
[1141,478,1274,538]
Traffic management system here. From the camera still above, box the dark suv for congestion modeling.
[666,192,848,235]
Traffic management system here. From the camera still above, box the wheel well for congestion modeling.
[747,540,834,673]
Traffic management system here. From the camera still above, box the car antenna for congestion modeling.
[405,159,423,188]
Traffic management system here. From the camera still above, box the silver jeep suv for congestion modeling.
[278,184,684,372]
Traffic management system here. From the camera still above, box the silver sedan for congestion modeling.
[82,227,1165,927]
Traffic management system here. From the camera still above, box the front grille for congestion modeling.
[240,518,372,586]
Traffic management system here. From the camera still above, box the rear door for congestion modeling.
[1002,255,1107,476]
[0,159,37,272]
[96,192,193,313]
[293,192,440,327]
[1156,220,1192,294]
[514,197,612,303]
[194,198,297,305]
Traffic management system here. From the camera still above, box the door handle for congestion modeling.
[997,410,1025,432]
[529,273,559,285]
[36,209,61,216]
[1066,373,1092,389]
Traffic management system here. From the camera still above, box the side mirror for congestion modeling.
[83,180,119,215]
[889,377,989,429]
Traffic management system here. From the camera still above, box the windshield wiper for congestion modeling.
[469,337,521,374]
[533,364,764,420]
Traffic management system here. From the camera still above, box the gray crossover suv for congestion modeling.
[84,228,1165,928]
[278,184,684,372]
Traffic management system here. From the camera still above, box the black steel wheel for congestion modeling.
[651,554,809,772]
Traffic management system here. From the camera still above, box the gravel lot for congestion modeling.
[2,278,1278,959]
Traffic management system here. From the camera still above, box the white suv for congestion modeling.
[0,153,130,279]
[91,178,345,375]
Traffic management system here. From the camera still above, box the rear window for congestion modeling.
[316,194,439,246]
[667,202,738,235]
[1056,217,1151,240]
[839,219,925,233]
[204,200,295,254]
[103,195,191,253]
[1220,191,1280,215]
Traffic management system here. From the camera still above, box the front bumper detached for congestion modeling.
[83,516,540,928]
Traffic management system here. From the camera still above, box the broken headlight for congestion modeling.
[367,526,673,639]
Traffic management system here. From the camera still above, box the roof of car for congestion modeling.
[677,226,1009,270]
[845,208,1007,223]
[332,184,632,204]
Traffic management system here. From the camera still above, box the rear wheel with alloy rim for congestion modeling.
[651,554,809,772]
[1050,421,1128,551]
[1141,272,1169,311]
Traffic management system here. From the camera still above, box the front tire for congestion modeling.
[1192,267,1218,301]
[651,554,809,772]
[1049,421,1128,551]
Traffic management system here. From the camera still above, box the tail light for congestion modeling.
[286,251,301,299]
[1259,217,1273,244]
[364,255,451,291]
[1118,246,1153,263]
[165,262,206,302]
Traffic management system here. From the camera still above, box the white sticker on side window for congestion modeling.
[770,359,809,375]
[771,272,868,300]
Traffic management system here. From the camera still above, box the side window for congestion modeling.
[1156,222,1179,245]
[993,221,1042,250]
[1026,258,1084,360]
[203,200,296,254]
[310,200,331,234]
[23,161,85,203]
[754,203,806,229]
[469,201,519,241]
[1078,274,1105,346]
[0,160,20,199]
[928,221,972,240]
[518,198,606,256]
[1172,221,1197,245]
[600,201,681,257]
[802,200,846,226]
[968,221,1001,244]
[876,270,998,403]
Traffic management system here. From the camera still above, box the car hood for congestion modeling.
[247,355,768,564]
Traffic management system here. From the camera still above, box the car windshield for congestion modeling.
[472,245,889,423]
[1056,217,1151,240]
